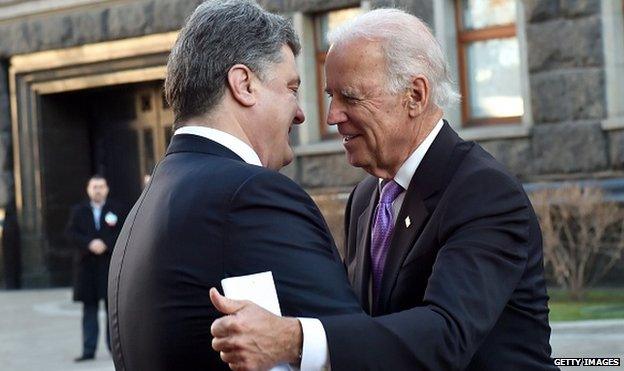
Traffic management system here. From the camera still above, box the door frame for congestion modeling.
[9,31,177,285]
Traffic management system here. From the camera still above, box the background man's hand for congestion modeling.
[209,288,302,371]
[88,239,107,255]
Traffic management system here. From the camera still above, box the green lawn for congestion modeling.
[548,289,624,322]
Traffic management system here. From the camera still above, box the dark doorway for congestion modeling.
[38,81,173,286]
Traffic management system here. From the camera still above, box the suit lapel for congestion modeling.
[100,203,108,230]
[374,122,466,314]
[353,186,378,312]
[83,203,97,232]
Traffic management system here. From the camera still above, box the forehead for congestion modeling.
[88,179,107,187]
[325,39,386,89]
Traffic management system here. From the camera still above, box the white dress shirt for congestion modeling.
[383,118,445,219]
[174,125,325,371]
[175,125,263,166]
[301,118,445,370]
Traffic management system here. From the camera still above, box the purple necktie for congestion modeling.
[370,179,403,305]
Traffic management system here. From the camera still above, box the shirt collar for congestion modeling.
[90,201,104,210]
[174,126,263,167]
[379,118,445,190]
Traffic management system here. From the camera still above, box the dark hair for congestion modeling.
[87,174,107,185]
[164,0,301,129]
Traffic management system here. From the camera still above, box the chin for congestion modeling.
[271,150,293,170]
[345,152,367,169]
[281,153,294,168]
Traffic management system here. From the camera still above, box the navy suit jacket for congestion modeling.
[108,134,363,371]
[320,123,558,370]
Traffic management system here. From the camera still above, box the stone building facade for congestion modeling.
[0,0,623,288]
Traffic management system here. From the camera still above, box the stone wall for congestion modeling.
[0,59,18,288]
[524,0,610,177]
[367,0,433,23]
[310,188,352,256]
[0,0,203,58]
[0,0,429,59]
[0,60,12,207]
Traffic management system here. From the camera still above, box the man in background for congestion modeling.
[66,175,125,362]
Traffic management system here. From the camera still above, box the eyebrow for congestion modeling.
[341,87,360,97]
[289,77,301,86]
[324,85,359,94]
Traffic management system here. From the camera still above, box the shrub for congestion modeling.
[530,184,624,300]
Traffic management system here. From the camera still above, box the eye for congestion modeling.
[344,95,360,104]
[290,87,299,97]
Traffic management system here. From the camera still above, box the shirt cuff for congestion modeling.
[297,317,331,371]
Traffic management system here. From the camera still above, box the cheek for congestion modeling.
[277,93,295,116]
[361,120,386,148]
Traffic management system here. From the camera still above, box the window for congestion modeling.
[602,0,624,129]
[455,0,523,127]
[313,7,363,138]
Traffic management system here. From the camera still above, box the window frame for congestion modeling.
[313,35,335,139]
[601,0,624,130]
[454,0,522,127]
[312,6,362,140]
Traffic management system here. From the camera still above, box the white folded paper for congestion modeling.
[222,271,282,316]
[221,271,292,371]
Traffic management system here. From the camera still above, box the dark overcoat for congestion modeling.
[66,200,126,303]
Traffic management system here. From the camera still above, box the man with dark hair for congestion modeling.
[66,175,126,362]
[107,1,362,370]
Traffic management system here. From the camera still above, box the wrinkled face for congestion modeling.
[251,45,305,170]
[325,39,413,176]
[86,178,109,204]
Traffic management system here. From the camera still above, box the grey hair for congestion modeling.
[165,0,301,127]
[327,8,460,108]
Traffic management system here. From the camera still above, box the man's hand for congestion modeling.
[88,239,107,255]
[209,288,303,371]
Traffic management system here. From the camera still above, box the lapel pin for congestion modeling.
[405,216,411,228]
[104,211,118,227]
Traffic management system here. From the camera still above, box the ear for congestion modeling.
[406,75,430,118]
[227,64,257,107]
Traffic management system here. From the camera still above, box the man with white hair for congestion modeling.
[210,8,557,371]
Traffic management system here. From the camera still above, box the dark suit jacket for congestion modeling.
[320,122,558,370]
[66,199,125,303]
[108,134,363,371]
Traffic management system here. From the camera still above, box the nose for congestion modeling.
[293,105,305,125]
[327,98,347,126]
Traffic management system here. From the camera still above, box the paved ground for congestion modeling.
[0,288,623,371]
[551,319,624,370]
[0,288,113,371]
